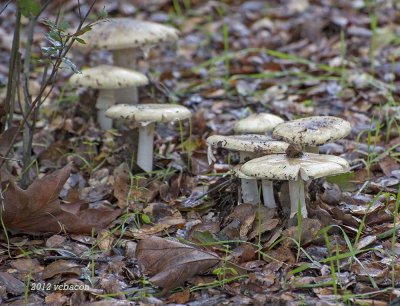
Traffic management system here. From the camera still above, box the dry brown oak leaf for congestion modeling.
[2,164,121,234]
[136,236,221,293]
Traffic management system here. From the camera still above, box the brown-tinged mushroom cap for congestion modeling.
[206,134,288,154]
[234,113,284,134]
[272,116,351,147]
[105,104,191,123]
[78,18,179,51]
[69,65,148,89]
[240,153,350,181]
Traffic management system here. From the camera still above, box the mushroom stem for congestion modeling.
[261,180,276,208]
[137,122,156,172]
[112,49,139,104]
[288,177,308,218]
[305,145,319,153]
[239,152,259,205]
[96,89,115,129]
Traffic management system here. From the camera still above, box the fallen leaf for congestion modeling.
[0,272,25,295]
[136,236,220,293]
[2,164,121,234]
[42,260,82,280]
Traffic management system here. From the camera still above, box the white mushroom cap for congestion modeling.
[69,65,148,89]
[105,104,191,123]
[272,116,351,147]
[234,113,284,134]
[78,18,179,51]
[240,153,350,181]
[206,134,288,154]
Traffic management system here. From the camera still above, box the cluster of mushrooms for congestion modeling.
[69,18,192,172]
[207,114,351,219]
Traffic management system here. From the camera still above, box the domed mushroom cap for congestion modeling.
[105,104,191,123]
[69,65,148,89]
[272,116,351,147]
[240,153,350,181]
[78,18,179,51]
[206,134,289,153]
[234,113,284,134]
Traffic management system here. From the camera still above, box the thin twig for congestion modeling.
[0,0,11,15]
[0,0,98,170]
[44,256,109,263]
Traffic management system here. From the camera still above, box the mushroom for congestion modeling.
[105,104,191,172]
[206,134,288,207]
[240,153,350,218]
[69,65,148,129]
[272,116,351,153]
[234,113,284,135]
[78,18,179,104]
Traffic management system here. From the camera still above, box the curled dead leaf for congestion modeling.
[136,236,220,293]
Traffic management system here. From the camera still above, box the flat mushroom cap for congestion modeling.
[69,65,148,89]
[105,104,191,123]
[78,18,179,50]
[234,113,284,134]
[206,134,289,154]
[240,153,350,181]
[272,116,351,146]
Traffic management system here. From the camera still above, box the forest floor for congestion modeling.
[0,0,400,305]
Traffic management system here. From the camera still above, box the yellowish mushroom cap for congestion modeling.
[105,104,191,123]
[69,65,148,89]
[272,116,351,147]
[240,153,350,181]
[78,18,179,51]
[234,113,284,134]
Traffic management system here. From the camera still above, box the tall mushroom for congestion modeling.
[206,134,288,207]
[69,65,148,130]
[272,116,351,153]
[105,104,191,172]
[234,113,284,135]
[240,152,350,218]
[77,18,179,104]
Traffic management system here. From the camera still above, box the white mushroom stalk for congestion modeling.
[96,89,115,130]
[105,104,191,172]
[240,153,350,219]
[113,49,140,104]
[137,122,156,172]
[288,177,307,218]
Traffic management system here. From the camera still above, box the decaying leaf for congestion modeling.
[136,236,220,293]
[1,164,121,234]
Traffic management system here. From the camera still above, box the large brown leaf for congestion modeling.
[1,164,121,234]
[136,236,220,293]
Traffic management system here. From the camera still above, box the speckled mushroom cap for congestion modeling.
[78,18,179,51]
[234,113,284,134]
[233,165,253,179]
[206,134,289,154]
[69,65,148,89]
[272,116,351,147]
[105,104,191,123]
[240,153,349,181]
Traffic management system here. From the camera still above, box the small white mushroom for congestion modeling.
[105,104,191,172]
[234,113,284,135]
[206,134,288,207]
[240,153,350,218]
[69,65,148,129]
[272,116,351,153]
[77,18,179,104]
